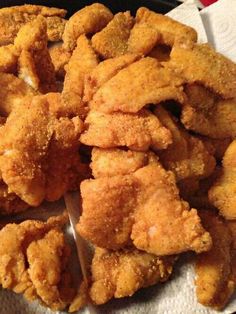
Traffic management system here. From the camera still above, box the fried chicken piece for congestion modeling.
[49,43,71,80]
[0,72,37,117]
[80,109,172,151]
[0,93,84,206]
[195,211,235,310]
[78,152,212,255]
[61,35,98,118]
[63,3,113,52]
[0,215,75,311]
[167,43,236,99]
[14,16,56,93]
[89,57,185,113]
[155,106,216,181]
[89,247,176,304]
[83,53,141,103]
[136,7,197,46]
[91,12,134,59]
[209,140,236,219]
[0,4,66,45]
[0,45,18,74]
[148,44,171,62]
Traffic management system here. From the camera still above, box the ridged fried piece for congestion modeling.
[0,94,84,207]
[14,16,56,93]
[62,35,98,118]
[167,43,236,99]
[80,109,172,151]
[83,53,141,103]
[209,140,236,219]
[0,4,66,45]
[63,3,113,52]
[49,43,71,80]
[77,152,212,255]
[136,7,197,46]
[89,247,176,304]
[89,57,185,113]
[0,72,37,117]
[0,45,18,73]
[91,12,134,59]
[0,215,75,311]
[195,211,235,310]
[155,106,216,181]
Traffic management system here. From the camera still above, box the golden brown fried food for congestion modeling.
[0,45,18,73]
[63,3,113,52]
[0,94,84,206]
[49,43,71,80]
[209,140,236,219]
[0,4,66,45]
[155,106,216,181]
[136,7,197,46]
[89,247,176,304]
[80,109,172,151]
[167,43,236,99]
[195,211,235,310]
[0,215,75,311]
[0,72,37,116]
[62,35,98,118]
[89,57,185,113]
[78,152,212,255]
[148,44,171,62]
[91,12,134,59]
[14,16,56,93]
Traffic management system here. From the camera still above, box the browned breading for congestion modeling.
[49,43,71,80]
[0,45,18,73]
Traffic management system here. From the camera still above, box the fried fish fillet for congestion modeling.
[89,247,176,304]
[136,7,197,46]
[14,16,57,93]
[91,12,134,59]
[0,4,66,45]
[209,140,236,219]
[89,57,185,113]
[80,109,172,151]
[0,94,84,206]
[62,35,98,118]
[0,45,18,74]
[49,43,71,80]
[63,3,113,52]
[195,211,235,310]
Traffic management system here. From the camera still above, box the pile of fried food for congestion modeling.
[0,2,236,312]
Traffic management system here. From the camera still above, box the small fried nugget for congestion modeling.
[80,109,172,151]
[62,35,98,118]
[63,3,113,52]
[195,211,235,310]
[0,45,18,74]
[49,43,71,80]
[91,12,134,59]
[0,4,66,45]
[136,7,197,46]
[14,16,56,93]
[167,43,236,99]
[89,247,176,304]
[209,140,236,220]
[155,106,216,181]
[90,57,185,113]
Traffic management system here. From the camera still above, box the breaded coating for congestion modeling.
[155,106,216,181]
[14,16,56,93]
[149,44,171,62]
[0,94,84,206]
[49,43,71,80]
[136,7,197,46]
[0,215,75,311]
[128,23,160,55]
[167,43,236,99]
[83,53,141,103]
[80,109,172,151]
[63,3,113,52]
[195,211,235,310]
[0,4,66,45]
[90,57,185,113]
[0,72,37,116]
[0,45,18,73]
[197,136,231,161]
[91,12,134,59]
[62,35,98,118]
[209,140,236,219]
[89,247,176,304]
[78,153,212,255]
